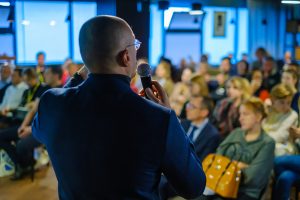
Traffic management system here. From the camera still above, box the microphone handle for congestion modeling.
[141,76,152,99]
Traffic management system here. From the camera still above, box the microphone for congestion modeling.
[137,63,152,98]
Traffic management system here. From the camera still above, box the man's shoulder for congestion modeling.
[204,121,219,136]
[39,87,77,105]
[127,92,172,116]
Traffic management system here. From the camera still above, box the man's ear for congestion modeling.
[117,49,130,68]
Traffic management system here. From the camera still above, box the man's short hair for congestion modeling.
[23,68,38,80]
[79,15,130,71]
[36,51,46,59]
[47,66,63,80]
[14,68,23,77]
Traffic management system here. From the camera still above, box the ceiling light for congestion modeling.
[22,20,30,26]
[281,0,300,4]
[49,20,56,26]
[0,2,10,6]
[189,10,204,15]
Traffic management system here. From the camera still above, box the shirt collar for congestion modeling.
[191,118,209,129]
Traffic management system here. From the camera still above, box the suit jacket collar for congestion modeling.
[88,73,131,85]
[82,73,132,92]
[193,122,211,146]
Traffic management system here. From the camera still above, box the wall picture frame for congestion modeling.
[213,11,226,37]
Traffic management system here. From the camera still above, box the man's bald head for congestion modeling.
[79,15,133,73]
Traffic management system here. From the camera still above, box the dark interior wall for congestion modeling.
[116,0,150,59]
[96,0,150,59]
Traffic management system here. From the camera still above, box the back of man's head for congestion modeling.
[79,15,132,73]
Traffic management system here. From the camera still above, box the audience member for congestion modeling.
[160,96,220,200]
[262,56,280,91]
[154,60,174,96]
[0,68,28,117]
[237,60,249,78]
[35,51,46,83]
[197,62,211,82]
[44,66,63,88]
[273,126,300,200]
[21,68,50,110]
[66,62,80,79]
[251,47,268,70]
[277,51,294,72]
[280,69,300,113]
[0,66,63,180]
[249,69,270,101]
[241,53,248,62]
[0,64,12,103]
[179,74,209,119]
[170,68,193,115]
[212,76,251,137]
[262,84,298,156]
[183,96,221,161]
[203,97,275,200]
[209,57,232,102]
[61,58,73,85]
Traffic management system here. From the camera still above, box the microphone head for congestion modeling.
[137,63,151,77]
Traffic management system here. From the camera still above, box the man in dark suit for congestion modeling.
[183,95,221,162]
[32,15,205,200]
[159,96,220,200]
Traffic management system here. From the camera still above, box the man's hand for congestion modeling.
[139,80,171,109]
[78,65,89,80]
[18,126,32,139]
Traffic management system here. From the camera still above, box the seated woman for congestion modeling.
[169,68,193,116]
[273,126,300,200]
[262,83,298,156]
[249,69,270,101]
[281,68,300,114]
[154,61,174,97]
[212,76,251,137]
[205,97,275,200]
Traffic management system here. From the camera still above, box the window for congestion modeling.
[72,2,97,63]
[149,4,163,66]
[0,34,14,57]
[16,1,69,64]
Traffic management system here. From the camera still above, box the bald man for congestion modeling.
[32,15,205,200]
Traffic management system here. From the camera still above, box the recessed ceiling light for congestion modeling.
[0,2,10,6]
[281,0,300,4]
[189,10,204,15]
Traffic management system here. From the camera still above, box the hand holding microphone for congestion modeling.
[137,63,171,109]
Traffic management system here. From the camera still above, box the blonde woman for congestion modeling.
[212,76,251,137]
[154,61,174,96]
[169,68,193,115]
[262,83,298,156]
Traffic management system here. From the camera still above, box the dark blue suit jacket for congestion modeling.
[181,120,221,162]
[32,74,205,200]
